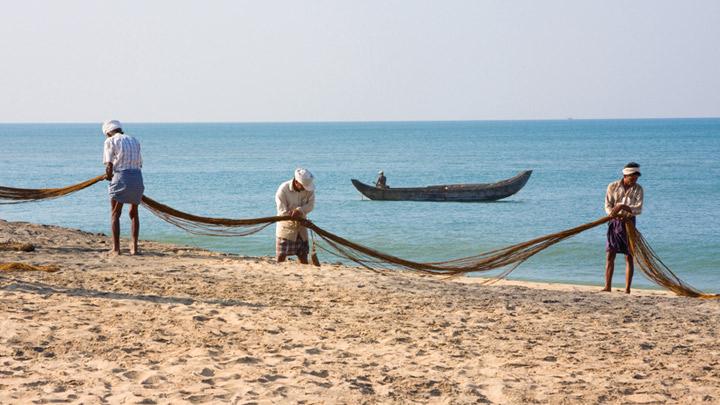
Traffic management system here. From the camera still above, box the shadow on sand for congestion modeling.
[0,277,264,308]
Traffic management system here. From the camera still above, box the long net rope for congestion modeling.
[1,176,717,298]
[0,175,107,204]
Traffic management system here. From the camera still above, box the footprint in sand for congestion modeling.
[141,375,164,387]
[122,370,140,380]
[306,369,329,378]
[234,356,261,364]
[256,374,287,383]
[198,367,215,377]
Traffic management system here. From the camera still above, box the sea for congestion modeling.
[1,119,719,291]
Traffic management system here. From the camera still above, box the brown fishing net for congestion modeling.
[0,241,35,252]
[0,175,107,204]
[1,175,717,298]
[0,262,59,272]
[140,195,278,237]
[625,221,718,299]
[142,192,719,298]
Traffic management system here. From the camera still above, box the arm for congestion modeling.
[275,185,291,216]
[606,184,629,217]
[625,187,643,216]
[297,192,315,216]
[138,143,143,169]
[103,139,114,180]
[612,193,643,217]
[604,184,614,216]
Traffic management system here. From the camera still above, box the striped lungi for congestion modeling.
[276,237,310,257]
[109,169,144,205]
[606,217,635,255]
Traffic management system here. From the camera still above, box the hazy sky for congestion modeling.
[1,0,719,122]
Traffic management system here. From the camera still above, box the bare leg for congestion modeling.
[129,204,140,255]
[298,254,309,265]
[603,251,616,291]
[277,254,287,263]
[625,254,634,294]
[110,199,123,255]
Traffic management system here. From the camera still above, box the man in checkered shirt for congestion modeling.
[102,120,144,256]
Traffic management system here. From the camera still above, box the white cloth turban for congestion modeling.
[294,168,315,191]
[622,167,641,176]
[102,120,122,135]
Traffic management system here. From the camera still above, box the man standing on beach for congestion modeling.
[102,120,144,256]
[275,168,315,264]
[603,162,643,294]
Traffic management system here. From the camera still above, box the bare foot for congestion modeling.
[600,287,611,292]
[625,289,631,294]
[106,250,121,257]
[129,248,141,256]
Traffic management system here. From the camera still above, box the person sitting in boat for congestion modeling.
[375,171,388,188]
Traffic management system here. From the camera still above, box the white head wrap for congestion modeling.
[622,167,641,176]
[102,120,122,135]
[294,168,315,191]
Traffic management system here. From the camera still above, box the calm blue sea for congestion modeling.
[1,119,719,291]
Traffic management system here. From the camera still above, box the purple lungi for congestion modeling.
[276,237,310,257]
[108,169,144,205]
[606,217,635,255]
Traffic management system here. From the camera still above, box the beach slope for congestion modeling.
[1,220,719,404]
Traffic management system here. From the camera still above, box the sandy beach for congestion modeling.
[1,219,719,404]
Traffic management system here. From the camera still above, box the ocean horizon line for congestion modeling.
[1,116,719,126]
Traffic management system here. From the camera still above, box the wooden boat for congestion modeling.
[351,170,532,202]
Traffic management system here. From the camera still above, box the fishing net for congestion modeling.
[141,191,719,298]
[140,195,277,237]
[1,175,717,298]
[0,241,35,252]
[0,262,59,272]
[625,221,717,298]
[0,175,107,204]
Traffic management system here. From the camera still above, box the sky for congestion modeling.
[1,0,719,122]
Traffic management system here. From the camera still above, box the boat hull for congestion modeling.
[351,170,532,202]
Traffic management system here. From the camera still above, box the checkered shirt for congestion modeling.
[103,133,143,172]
